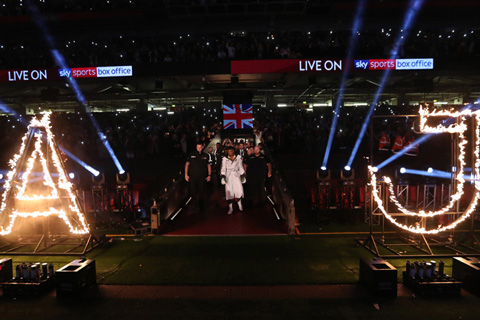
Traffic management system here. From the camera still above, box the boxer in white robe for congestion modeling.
[221,146,245,214]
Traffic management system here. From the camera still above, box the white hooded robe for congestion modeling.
[221,155,245,200]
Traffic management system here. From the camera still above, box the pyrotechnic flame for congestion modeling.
[0,113,89,235]
[368,105,480,234]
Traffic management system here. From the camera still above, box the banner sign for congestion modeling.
[232,58,433,74]
[354,58,433,71]
[395,58,434,70]
[0,68,58,82]
[97,66,133,77]
[0,65,133,83]
[231,59,343,74]
[0,58,433,83]
[59,65,133,79]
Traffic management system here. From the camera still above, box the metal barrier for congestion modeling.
[269,172,296,235]
[262,146,296,235]
[153,171,190,223]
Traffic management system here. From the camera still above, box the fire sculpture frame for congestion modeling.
[358,106,480,258]
[0,113,99,255]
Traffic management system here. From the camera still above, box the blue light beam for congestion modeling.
[376,134,433,169]
[0,101,29,126]
[322,0,366,168]
[376,102,480,170]
[26,0,125,174]
[59,146,100,177]
[346,0,424,168]
[402,168,476,181]
[0,100,102,177]
[403,168,451,179]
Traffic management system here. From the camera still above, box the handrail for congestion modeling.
[263,147,297,235]
[153,171,189,222]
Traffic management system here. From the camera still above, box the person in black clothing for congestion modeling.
[185,142,211,211]
[206,146,218,192]
[213,142,224,190]
[238,141,246,159]
[245,145,272,206]
[207,146,215,167]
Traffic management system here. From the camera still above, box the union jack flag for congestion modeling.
[223,104,253,129]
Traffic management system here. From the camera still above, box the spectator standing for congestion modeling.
[378,131,391,151]
[391,133,404,153]
[226,42,236,59]
[238,141,246,159]
[404,133,419,157]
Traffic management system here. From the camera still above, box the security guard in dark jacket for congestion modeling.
[185,142,211,211]
[245,146,272,205]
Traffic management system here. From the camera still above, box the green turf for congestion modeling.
[1,235,373,285]
[298,221,385,234]
[89,236,377,285]
[1,234,479,286]
[2,235,480,320]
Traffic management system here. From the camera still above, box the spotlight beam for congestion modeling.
[403,168,453,179]
[322,0,366,168]
[402,168,476,181]
[26,0,125,174]
[376,133,432,169]
[59,146,100,177]
[0,96,101,178]
[0,101,28,126]
[376,103,480,170]
[345,0,424,168]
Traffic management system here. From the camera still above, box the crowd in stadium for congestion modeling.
[0,103,419,173]
[3,0,346,16]
[1,27,479,69]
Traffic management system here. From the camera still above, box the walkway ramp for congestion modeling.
[160,190,287,236]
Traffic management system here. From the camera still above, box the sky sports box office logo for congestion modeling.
[354,58,433,70]
[59,65,133,78]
